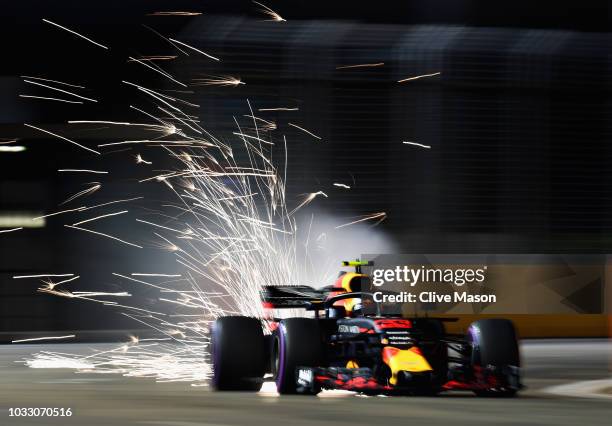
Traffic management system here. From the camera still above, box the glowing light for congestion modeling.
[24,124,100,155]
[168,38,220,61]
[32,207,86,221]
[13,274,74,279]
[39,275,80,291]
[135,153,152,165]
[0,227,23,234]
[336,63,384,69]
[12,335,76,343]
[0,212,45,228]
[22,79,97,102]
[0,145,26,152]
[258,107,298,111]
[72,210,129,227]
[244,115,277,132]
[60,183,102,205]
[128,56,186,87]
[42,19,109,50]
[333,183,351,189]
[58,169,108,174]
[65,225,143,249]
[72,291,131,297]
[288,123,322,140]
[147,11,203,16]
[397,71,441,83]
[289,191,328,215]
[192,75,244,87]
[402,141,431,149]
[142,24,189,56]
[128,55,178,62]
[20,75,85,89]
[335,212,388,229]
[253,1,286,22]
[20,95,83,104]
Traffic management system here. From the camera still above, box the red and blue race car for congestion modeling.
[211,260,522,396]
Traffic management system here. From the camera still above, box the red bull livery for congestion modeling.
[211,260,522,396]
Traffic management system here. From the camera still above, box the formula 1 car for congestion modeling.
[211,260,522,396]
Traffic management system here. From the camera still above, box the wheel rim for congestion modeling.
[274,324,286,389]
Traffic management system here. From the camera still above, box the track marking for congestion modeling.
[542,379,612,400]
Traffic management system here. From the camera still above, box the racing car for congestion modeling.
[211,260,522,396]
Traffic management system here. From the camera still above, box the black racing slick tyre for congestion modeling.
[467,319,520,397]
[274,318,323,395]
[212,316,266,391]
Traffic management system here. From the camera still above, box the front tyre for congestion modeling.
[274,318,323,395]
[212,316,265,391]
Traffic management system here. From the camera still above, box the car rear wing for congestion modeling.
[260,285,331,309]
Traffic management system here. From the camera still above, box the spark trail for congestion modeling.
[253,1,286,22]
[0,227,23,234]
[24,124,100,155]
[403,141,431,149]
[42,19,109,50]
[288,123,322,140]
[148,12,203,17]
[336,62,384,69]
[22,107,321,382]
[397,71,441,83]
[23,101,364,383]
[168,38,220,61]
[19,11,403,387]
[192,75,244,87]
[13,335,76,344]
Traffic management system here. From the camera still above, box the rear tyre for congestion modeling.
[212,316,265,391]
[274,318,323,395]
[467,319,520,397]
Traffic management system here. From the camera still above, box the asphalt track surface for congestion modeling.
[1,340,611,426]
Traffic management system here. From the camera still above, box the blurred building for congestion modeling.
[1,1,611,336]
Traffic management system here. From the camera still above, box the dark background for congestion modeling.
[1,0,611,336]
